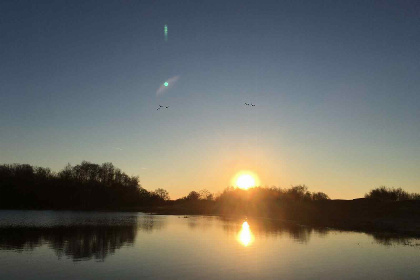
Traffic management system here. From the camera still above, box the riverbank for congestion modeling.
[144,198,420,237]
[2,198,420,236]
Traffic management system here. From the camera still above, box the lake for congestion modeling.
[0,210,419,280]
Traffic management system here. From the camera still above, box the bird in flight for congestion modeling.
[157,105,170,110]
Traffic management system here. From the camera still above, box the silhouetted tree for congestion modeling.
[365,186,420,201]
[311,192,330,201]
[0,162,152,210]
[199,189,214,200]
[153,188,170,201]
[285,185,312,201]
[186,191,200,201]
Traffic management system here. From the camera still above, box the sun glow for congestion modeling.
[237,221,254,247]
[233,171,259,190]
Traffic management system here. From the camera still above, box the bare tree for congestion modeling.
[199,189,214,200]
[153,188,170,201]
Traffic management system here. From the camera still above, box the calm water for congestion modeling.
[0,210,419,280]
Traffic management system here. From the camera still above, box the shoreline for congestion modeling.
[2,198,419,237]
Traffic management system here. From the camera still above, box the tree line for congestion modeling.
[365,186,420,201]
[0,161,418,211]
[0,162,167,210]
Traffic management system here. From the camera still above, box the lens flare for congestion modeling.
[164,24,168,41]
[156,76,180,96]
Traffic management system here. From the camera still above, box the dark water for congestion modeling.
[0,211,419,280]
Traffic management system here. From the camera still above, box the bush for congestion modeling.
[365,186,420,201]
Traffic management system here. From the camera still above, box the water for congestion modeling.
[0,210,419,280]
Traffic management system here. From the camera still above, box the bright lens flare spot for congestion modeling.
[237,221,254,247]
[164,82,169,87]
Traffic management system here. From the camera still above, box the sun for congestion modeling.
[233,171,259,190]
[236,174,255,189]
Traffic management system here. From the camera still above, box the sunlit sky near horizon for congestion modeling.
[1,0,419,199]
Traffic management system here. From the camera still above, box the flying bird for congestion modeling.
[157,105,170,110]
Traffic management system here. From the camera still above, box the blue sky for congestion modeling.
[1,0,419,198]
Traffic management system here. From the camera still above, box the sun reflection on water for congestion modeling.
[237,221,254,247]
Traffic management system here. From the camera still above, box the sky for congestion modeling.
[1,0,419,199]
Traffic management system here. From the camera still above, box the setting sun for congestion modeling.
[232,171,259,190]
[236,174,255,189]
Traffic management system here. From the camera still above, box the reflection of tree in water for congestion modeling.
[370,233,420,247]
[0,227,47,251]
[0,215,166,261]
[186,216,215,231]
[52,225,137,261]
[219,217,316,243]
[0,226,136,261]
[219,217,420,246]
[137,216,166,233]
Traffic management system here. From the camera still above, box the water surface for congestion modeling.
[0,210,418,280]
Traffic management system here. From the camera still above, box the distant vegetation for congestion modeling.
[0,162,418,214]
[365,186,420,201]
[217,185,330,203]
[0,162,167,210]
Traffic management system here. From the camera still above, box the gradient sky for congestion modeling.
[1,0,419,199]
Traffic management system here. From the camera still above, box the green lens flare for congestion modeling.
[164,82,169,87]
[164,25,168,41]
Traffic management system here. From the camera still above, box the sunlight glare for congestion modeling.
[233,171,259,190]
[237,221,254,247]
